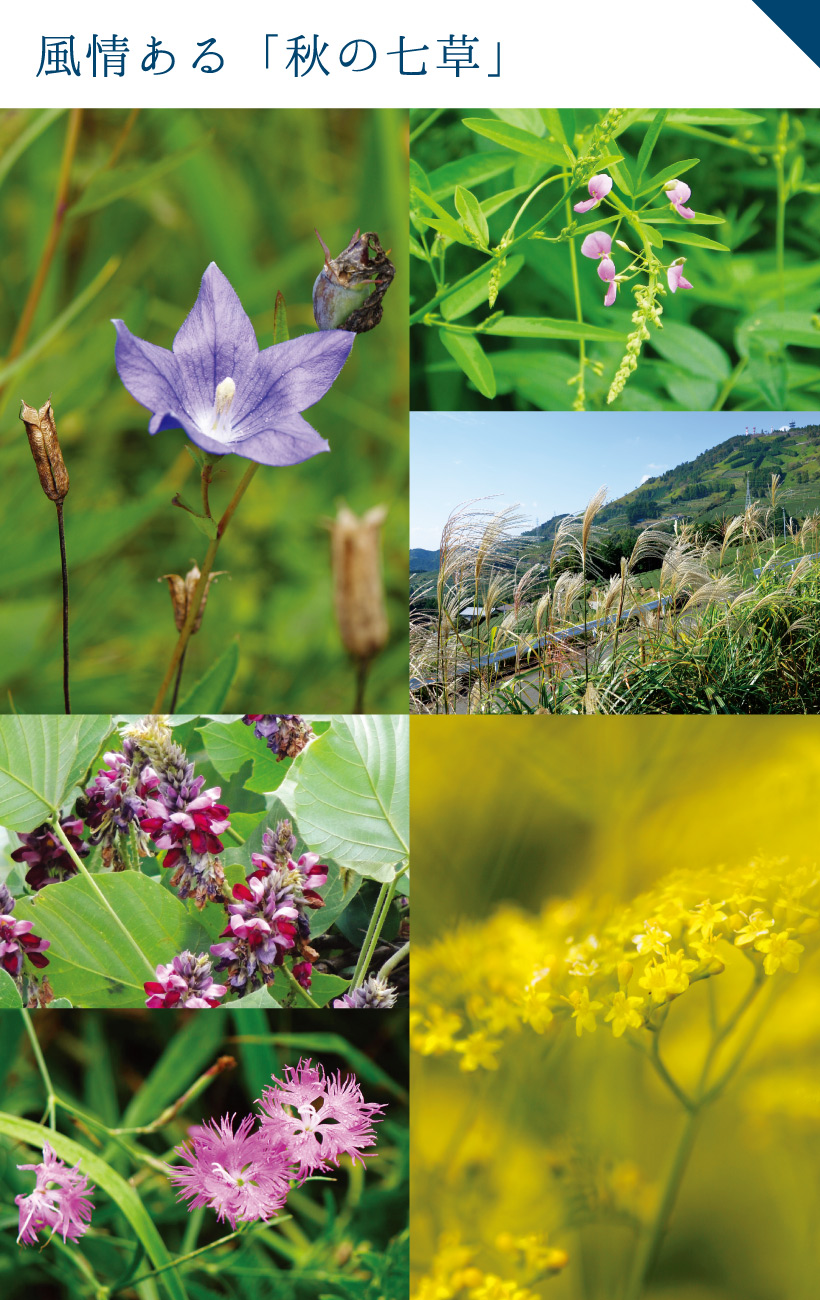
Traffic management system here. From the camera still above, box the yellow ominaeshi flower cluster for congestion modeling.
[412,1234,569,1300]
[411,859,820,1069]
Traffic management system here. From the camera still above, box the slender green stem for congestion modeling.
[564,190,586,412]
[225,825,246,846]
[169,645,188,712]
[377,939,409,982]
[648,1036,694,1112]
[115,1228,246,1291]
[410,108,446,143]
[351,882,388,987]
[22,1011,56,1130]
[623,1106,701,1300]
[201,462,214,519]
[54,1097,168,1174]
[409,190,571,326]
[774,154,787,313]
[354,657,370,713]
[282,964,320,1009]
[351,873,405,988]
[506,172,568,241]
[711,357,747,410]
[52,820,156,977]
[55,501,70,714]
[152,461,260,711]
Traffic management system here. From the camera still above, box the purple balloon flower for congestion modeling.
[574,174,613,213]
[112,264,355,466]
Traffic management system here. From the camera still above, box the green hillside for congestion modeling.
[524,424,820,540]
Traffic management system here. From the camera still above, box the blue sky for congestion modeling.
[410,410,818,548]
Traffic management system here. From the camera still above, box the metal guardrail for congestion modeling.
[411,551,820,693]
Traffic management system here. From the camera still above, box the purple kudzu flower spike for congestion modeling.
[10,817,89,891]
[580,232,618,307]
[167,1114,293,1229]
[144,950,227,1008]
[574,174,613,213]
[16,1142,95,1247]
[112,263,354,467]
[664,179,696,220]
[257,1058,385,1179]
[333,975,398,1009]
[667,258,694,293]
[242,715,315,761]
[0,886,50,979]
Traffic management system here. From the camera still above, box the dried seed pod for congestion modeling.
[313,230,395,334]
[19,399,69,502]
[330,504,389,661]
[160,564,226,634]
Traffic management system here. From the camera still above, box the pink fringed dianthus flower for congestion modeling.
[15,1143,95,1246]
[167,1115,292,1229]
[257,1058,386,1178]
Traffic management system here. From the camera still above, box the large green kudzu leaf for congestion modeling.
[0,716,113,830]
[197,717,329,792]
[0,1113,188,1300]
[14,873,212,1007]
[270,969,349,1008]
[277,716,409,883]
[227,985,283,1009]
[0,969,22,1008]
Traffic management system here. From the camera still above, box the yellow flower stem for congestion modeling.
[623,1106,702,1300]
[626,971,772,1298]
[151,460,259,712]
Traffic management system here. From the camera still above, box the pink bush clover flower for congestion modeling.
[664,179,696,220]
[574,174,613,213]
[667,258,694,293]
[580,232,619,307]
[16,1143,95,1246]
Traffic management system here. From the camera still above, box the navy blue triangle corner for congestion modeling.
[752,3,820,69]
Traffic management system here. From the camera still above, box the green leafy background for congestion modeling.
[0,1009,408,1299]
[0,109,408,712]
[0,714,409,1009]
[411,108,820,412]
